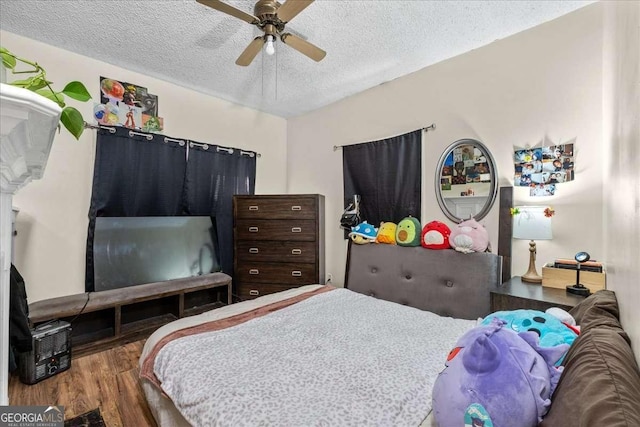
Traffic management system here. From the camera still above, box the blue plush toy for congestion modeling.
[432,319,568,427]
[349,221,378,244]
[480,309,577,365]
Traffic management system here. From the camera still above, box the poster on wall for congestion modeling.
[93,77,164,133]
[513,138,575,196]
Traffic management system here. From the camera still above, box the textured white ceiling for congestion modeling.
[0,0,593,118]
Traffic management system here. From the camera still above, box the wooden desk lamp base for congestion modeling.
[521,240,542,284]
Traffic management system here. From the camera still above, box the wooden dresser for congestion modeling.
[233,194,325,300]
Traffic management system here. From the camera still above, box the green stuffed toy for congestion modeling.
[395,216,421,246]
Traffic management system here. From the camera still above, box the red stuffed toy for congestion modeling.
[421,221,451,250]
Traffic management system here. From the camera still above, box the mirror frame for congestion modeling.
[434,138,498,223]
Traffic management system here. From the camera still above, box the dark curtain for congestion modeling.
[184,143,256,276]
[86,130,257,291]
[343,129,422,231]
[85,127,187,291]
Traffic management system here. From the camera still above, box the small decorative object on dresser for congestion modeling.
[565,251,594,297]
[233,194,325,300]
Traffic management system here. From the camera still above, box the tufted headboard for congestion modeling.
[345,243,502,320]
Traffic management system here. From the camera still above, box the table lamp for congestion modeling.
[512,206,553,283]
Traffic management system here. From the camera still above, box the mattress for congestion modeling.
[140,285,474,426]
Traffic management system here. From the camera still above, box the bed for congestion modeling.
[138,244,640,426]
[139,244,501,426]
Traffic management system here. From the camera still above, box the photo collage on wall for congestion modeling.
[93,77,164,133]
[513,142,575,197]
[441,143,492,191]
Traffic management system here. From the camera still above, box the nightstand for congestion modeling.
[491,276,585,312]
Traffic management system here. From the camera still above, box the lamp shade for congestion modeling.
[513,206,553,240]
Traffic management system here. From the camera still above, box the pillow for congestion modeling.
[569,290,619,325]
[540,326,640,426]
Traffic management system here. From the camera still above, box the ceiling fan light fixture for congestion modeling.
[265,35,275,55]
[198,0,324,66]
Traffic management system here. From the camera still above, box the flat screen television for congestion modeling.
[93,216,221,292]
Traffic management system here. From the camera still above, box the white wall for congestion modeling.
[287,4,604,287]
[1,31,288,302]
[602,1,640,362]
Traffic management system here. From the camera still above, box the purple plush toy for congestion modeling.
[432,319,568,427]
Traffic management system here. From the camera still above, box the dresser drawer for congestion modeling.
[235,262,317,284]
[236,241,316,263]
[235,282,299,300]
[235,219,316,241]
[235,197,317,220]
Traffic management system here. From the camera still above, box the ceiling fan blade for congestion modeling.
[276,0,314,23]
[281,33,326,62]
[196,0,258,24]
[236,37,265,66]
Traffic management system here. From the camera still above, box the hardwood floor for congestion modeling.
[8,340,156,426]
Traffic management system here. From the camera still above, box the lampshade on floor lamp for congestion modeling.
[513,206,553,283]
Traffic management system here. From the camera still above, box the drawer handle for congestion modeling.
[249,290,260,296]
[249,269,259,275]
[291,227,302,233]
[292,271,302,277]
[248,206,259,211]
[291,249,302,255]
[291,206,302,211]
[249,248,259,254]
[248,226,259,232]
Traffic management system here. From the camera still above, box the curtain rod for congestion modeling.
[333,123,436,151]
[83,122,261,157]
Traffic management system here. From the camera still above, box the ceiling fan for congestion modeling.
[197,0,327,66]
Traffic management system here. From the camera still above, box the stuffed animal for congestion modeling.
[375,222,397,244]
[449,218,489,253]
[349,221,378,244]
[420,221,451,250]
[432,319,568,427]
[395,216,421,246]
[480,309,578,365]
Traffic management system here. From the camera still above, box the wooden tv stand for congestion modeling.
[28,273,232,358]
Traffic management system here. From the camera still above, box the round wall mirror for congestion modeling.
[435,139,498,223]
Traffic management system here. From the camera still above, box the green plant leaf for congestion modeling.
[35,88,65,107]
[62,81,91,102]
[60,107,84,140]
[22,76,48,91]
[9,76,47,90]
[9,78,33,87]
[1,52,16,70]
[2,46,90,141]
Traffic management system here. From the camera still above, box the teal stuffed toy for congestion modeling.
[480,309,578,365]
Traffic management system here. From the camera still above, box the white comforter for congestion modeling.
[153,288,474,427]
